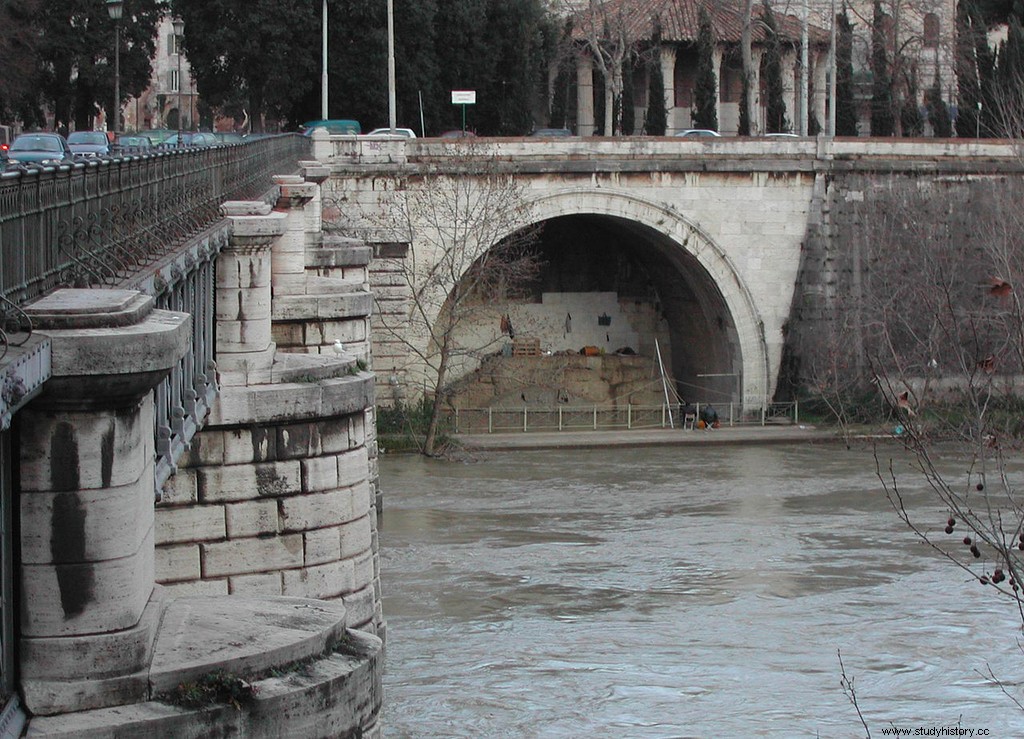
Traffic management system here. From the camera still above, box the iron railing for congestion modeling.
[0,135,312,496]
[0,135,310,308]
[446,401,800,434]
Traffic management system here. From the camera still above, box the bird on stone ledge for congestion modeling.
[333,340,346,355]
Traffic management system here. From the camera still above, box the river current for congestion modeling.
[378,443,1024,737]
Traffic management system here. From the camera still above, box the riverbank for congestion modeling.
[454,423,841,451]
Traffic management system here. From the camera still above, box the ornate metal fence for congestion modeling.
[0,135,311,495]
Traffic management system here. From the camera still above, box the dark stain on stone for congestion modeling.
[100,419,115,488]
[255,464,290,497]
[51,493,94,618]
[251,426,276,462]
[50,422,80,492]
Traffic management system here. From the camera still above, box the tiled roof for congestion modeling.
[571,0,830,46]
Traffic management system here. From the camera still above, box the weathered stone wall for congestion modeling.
[156,408,380,633]
[154,165,385,640]
[780,169,1021,398]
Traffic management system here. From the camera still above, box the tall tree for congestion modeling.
[900,66,924,136]
[740,0,755,135]
[836,6,858,136]
[571,0,640,136]
[992,14,1024,135]
[367,150,542,456]
[620,57,636,135]
[643,18,667,135]
[956,0,983,137]
[0,0,43,123]
[175,0,319,129]
[31,0,166,130]
[870,0,895,136]
[761,1,789,133]
[692,6,718,132]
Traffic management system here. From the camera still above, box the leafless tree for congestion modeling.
[558,0,644,136]
[804,174,1024,639]
[367,145,542,456]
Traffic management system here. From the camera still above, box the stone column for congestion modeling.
[812,50,828,133]
[781,49,797,132]
[659,47,678,133]
[217,201,286,384]
[17,289,189,715]
[300,160,331,240]
[752,49,764,135]
[576,55,595,136]
[272,175,317,297]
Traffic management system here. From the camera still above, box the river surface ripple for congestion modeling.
[378,443,1024,738]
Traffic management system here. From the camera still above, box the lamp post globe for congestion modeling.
[106,0,124,135]
[172,17,185,142]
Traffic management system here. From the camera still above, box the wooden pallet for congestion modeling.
[512,338,541,357]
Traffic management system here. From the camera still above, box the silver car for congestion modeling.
[67,131,111,157]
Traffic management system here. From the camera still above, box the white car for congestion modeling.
[674,129,721,137]
[365,127,417,138]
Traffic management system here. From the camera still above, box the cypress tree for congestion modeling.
[926,72,953,136]
[762,1,789,133]
[995,15,1024,135]
[621,58,636,135]
[956,0,982,137]
[870,0,895,136]
[900,67,924,136]
[738,79,751,135]
[973,4,999,135]
[693,6,718,131]
[644,18,668,135]
[836,6,858,135]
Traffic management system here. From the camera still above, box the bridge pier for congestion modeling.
[16,290,189,715]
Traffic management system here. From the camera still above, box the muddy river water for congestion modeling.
[378,443,1024,737]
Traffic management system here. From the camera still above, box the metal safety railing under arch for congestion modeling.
[446,401,800,434]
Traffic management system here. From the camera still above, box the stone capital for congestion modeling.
[299,160,331,184]
[25,289,190,409]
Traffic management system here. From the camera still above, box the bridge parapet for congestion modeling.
[317,135,1024,175]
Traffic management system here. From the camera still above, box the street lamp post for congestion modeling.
[322,0,328,120]
[106,0,123,134]
[172,16,184,142]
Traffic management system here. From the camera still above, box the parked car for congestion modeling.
[112,135,153,155]
[213,132,245,144]
[365,127,417,138]
[529,127,573,137]
[301,119,361,136]
[161,132,218,148]
[763,132,799,138]
[6,132,75,166]
[138,129,176,147]
[67,130,112,157]
[675,129,721,137]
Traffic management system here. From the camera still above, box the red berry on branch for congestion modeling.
[963,537,972,546]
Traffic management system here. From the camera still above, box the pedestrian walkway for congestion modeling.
[455,423,836,451]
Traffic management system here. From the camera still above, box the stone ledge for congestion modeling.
[307,245,373,268]
[207,372,375,427]
[148,596,349,694]
[23,628,382,738]
[273,292,373,321]
[304,276,365,296]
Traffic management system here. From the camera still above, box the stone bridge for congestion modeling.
[313,133,1024,412]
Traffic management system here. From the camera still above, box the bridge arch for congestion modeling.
[478,187,771,409]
